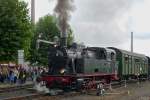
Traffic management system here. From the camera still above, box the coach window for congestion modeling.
[107,52,111,61]
[99,50,106,59]
[128,56,131,62]
[135,59,140,62]
[111,52,115,60]
[124,55,129,62]
[87,50,96,58]
[81,49,87,57]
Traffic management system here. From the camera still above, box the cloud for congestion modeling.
[134,32,150,39]
[127,0,150,40]
[118,38,150,56]
[130,0,150,33]
[70,0,134,47]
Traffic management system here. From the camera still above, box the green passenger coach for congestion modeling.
[108,47,148,80]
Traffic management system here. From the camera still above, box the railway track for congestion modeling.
[0,83,34,93]
[1,91,81,100]
[0,80,148,100]
[0,83,37,100]
[0,83,81,100]
[2,93,44,100]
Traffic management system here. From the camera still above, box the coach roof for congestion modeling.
[108,47,147,59]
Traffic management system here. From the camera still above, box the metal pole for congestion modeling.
[31,0,35,24]
[131,32,133,53]
[36,39,56,50]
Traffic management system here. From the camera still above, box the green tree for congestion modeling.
[0,0,33,62]
[30,15,60,66]
[30,15,74,66]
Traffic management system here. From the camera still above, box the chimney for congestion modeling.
[61,32,67,47]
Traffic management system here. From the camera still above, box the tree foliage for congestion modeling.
[0,0,33,62]
[30,15,74,66]
[30,15,60,66]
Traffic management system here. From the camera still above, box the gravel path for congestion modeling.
[34,80,150,100]
[1,81,150,100]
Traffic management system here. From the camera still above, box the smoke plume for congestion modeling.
[54,0,74,37]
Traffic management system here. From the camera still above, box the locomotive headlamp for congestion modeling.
[60,69,66,74]
[54,44,57,47]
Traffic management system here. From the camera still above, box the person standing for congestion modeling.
[19,69,24,84]
[14,68,19,84]
[23,70,27,83]
[0,70,4,83]
[9,70,15,84]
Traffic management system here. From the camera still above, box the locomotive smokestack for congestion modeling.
[131,32,133,53]
[54,0,74,47]
[31,0,35,24]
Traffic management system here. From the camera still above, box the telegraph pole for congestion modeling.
[31,0,35,24]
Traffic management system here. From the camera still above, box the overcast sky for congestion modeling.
[25,0,150,56]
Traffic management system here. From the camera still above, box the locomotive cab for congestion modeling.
[78,47,118,75]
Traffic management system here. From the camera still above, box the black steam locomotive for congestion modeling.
[48,43,117,76]
[37,41,150,91]
[39,41,150,90]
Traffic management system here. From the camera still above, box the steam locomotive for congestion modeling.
[37,43,150,91]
